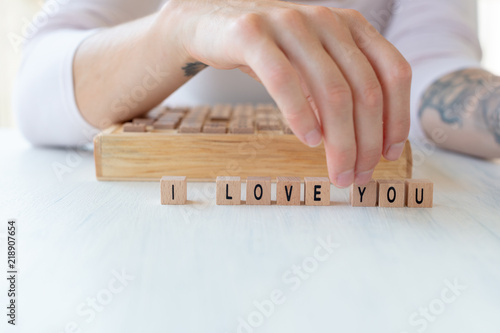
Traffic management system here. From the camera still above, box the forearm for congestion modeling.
[74,11,204,129]
[70,0,412,189]
[419,68,500,159]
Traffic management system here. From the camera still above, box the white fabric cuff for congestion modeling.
[13,28,101,147]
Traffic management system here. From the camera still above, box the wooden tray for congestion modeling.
[94,105,413,181]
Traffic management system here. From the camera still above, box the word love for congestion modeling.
[161,176,433,208]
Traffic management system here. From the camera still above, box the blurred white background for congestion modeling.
[0,0,499,128]
[478,0,500,75]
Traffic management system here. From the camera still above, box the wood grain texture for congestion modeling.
[203,122,227,134]
[232,104,254,118]
[350,180,379,207]
[276,176,301,206]
[210,104,232,121]
[216,176,241,205]
[153,121,178,130]
[229,118,254,134]
[378,179,406,208]
[406,179,434,208]
[246,176,271,205]
[304,177,330,206]
[161,176,187,205]
[94,127,412,181]
[256,119,282,131]
[123,123,147,132]
[178,122,203,133]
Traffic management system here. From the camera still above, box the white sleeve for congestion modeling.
[383,0,482,138]
[13,0,162,147]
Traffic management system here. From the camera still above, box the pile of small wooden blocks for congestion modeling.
[122,104,293,134]
[160,176,433,208]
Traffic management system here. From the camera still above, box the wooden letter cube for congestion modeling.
[276,176,301,206]
[350,180,378,207]
[406,179,434,208]
[304,177,330,206]
[123,123,146,133]
[161,176,187,205]
[377,180,406,208]
[246,177,271,205]
[216,176,241,205]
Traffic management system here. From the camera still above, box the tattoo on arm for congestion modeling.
[182,61,208,77]
[418,69,500,144]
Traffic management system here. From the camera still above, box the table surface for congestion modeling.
[1,128,500,333]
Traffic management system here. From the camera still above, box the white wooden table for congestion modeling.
[1,128,499,333]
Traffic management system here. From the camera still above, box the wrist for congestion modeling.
[153,1,198,64]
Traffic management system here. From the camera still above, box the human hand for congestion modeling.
[159,0,411,187]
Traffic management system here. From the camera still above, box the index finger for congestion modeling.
[244,41,323,148]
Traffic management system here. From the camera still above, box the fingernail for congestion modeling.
[385,141,405,161]
[335,169,354,188]
[304,128,322,147]
[354,169,374,185]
